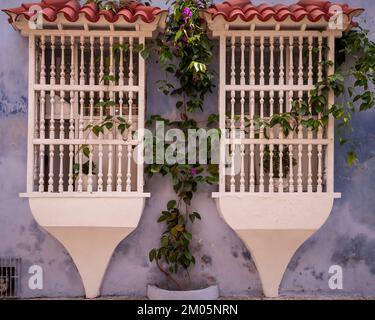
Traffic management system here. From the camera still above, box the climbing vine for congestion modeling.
[147,0,217,289]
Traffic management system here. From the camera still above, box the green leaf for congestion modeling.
[183,232,192,240]
[347,151,358,166]
[141,47,151,60]
[149,249,156,262]
[184,252,193,261]
[167,200,177,211]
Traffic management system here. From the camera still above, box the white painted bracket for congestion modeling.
[213,192,341,297]
[21,193,149,298]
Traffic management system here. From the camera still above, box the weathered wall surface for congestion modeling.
[0,0,374,298]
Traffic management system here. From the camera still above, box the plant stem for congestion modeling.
[156,258,182,290]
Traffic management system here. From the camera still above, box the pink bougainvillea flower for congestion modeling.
[182,7,193,19]
[191,168,197,176]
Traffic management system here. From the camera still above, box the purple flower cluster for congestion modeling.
[182,7,193,19]
[196,0,205,9]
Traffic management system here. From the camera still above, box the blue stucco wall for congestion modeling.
[0,0,374,298]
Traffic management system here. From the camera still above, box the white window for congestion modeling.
[219,31,334,194]
[31,33,144,193]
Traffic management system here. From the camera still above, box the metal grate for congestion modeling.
[0,257,21,299]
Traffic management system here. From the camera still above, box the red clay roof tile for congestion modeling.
[207,0,363,24]
[3,0,165,24]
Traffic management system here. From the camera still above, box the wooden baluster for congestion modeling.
[288,144,294,192]
[317,144,323,192]
[297,35,304,193]
[278,37,285,192]
[298,130,303,193]
[107,36,114,192]
[259,36,265,192]
[269,37,275,193]
[87,36,95,193]
[307,36,314,192]
[126,37,134,192]
[33,109,39,187]
[249,35,255,192]
[307,143,313,193]
[229,36,236,192]
[239,36,245,192]
[298,36,304,104]
[317,35,324,192]
[78,36,85,192]
[39,35,46,192]
[318,36,323,83]
[48,36,56,192]
[97,36,104,192]
[287,36,295,192]
[308,36,314,86]
[278,144,284,193]
[58,36,65,193]
[288,36,294,112]
[117,36,125,192]
[68,36,75,192]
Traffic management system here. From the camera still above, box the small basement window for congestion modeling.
[0,257,21,299]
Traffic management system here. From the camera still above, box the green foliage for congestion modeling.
[147,0,216,288]
[265,27,375,166]
[156,0,215,112]
[72,145,97,181]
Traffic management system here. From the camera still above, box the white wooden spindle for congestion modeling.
[117,143,123,192]
[279,36,285,112]
[307,143,313,193]
[298,36,304,193]
[219,36,226,193]
[58,36,65,193]
[117,37,124,192]
[307,36,314,193]
[317,35,324,192]
[318,36,323,82]
[288,36,294,112]
[249,35,255,192]
[308,36,314,86]
[268,37,275,193]
[119,37,125,86]
[48,36,56,192]
[33,108,39,187]
[288,37,295,192]
[87,36,95,193]
[298,129,303,193]
[317,144,323,192]
[278,144,284,193]
[259,36,265,192]
[78,35,85,192]
[240,36,245,192]
[68,36,75,192]
[269,36,275,114]
[97,36,104,192]
[39,36,46,192]
[107,36,114,192]
[326,35,336,194]
[278,37,285,192]
[298,36,304,86]
[126,37,134,192]
[288,144,294,192]
[230,36,236,192]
